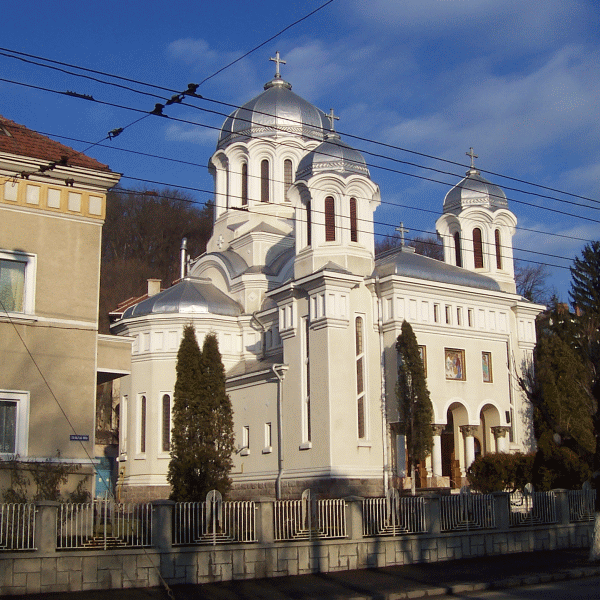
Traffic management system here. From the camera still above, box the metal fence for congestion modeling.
[274,490,346,541]
[173,491,256,546]
[440,491,495,532]
[568,487,596,523]
[0,503,36,551]
[363,490,426,537]
[57,499,152,550]
[509,488,557,527]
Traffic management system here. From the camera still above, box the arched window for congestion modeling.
[495,229,502,269]
[306,201,312,247]
[139,395,146,454]
[473,228,483,268]
[241,163,248,206]
[355,316,366,439]
[284,159,293,200]
[325,196,335,242]
[454,232,462,267]
[260,159,269,203]
[350,197,358,242]
[162,394,171,453]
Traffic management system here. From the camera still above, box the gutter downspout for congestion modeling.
[272,363,289,500]
[375,275,389,494]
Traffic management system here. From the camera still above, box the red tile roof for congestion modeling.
[0,115,110,172]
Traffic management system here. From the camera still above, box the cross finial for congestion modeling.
[466,147,478,169]
[269,51,286,78]
[395,222,410,246]
[327,108,340,132]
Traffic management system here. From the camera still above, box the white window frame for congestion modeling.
[158,392,172,457]
[0,390,29,457]
[136,393,147,458]
[0,250,36,315]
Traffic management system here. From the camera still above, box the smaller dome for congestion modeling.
[443,168,508,214]
[296,133,370,181]
[121,278,242,319]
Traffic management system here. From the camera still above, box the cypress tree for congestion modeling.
[167,327,235,501]
[396,320,434,494]
[570,241,600,319]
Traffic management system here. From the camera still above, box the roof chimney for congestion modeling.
[147,279,161,297]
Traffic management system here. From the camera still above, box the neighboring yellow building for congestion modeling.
[0,115,129,497]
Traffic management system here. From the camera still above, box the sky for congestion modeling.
[1,0,599,302]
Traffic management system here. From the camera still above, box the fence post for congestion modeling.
[493,492,510,531]
[151,500,174,551]
[426,495,441,535]
[256,497,274,544]
[344,496,364,541]
[35,501,59,554]
[553,489,570,525]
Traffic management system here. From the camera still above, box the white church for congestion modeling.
[110,55,543,501]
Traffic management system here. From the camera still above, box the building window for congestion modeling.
[263,422,272,453]
[284,159,293,200]
[260,159,269,203]
[241,163,248,206]
[457,307,463,326]
[350,197,358,242]
[433,304,440,323]
[454,232,462,267]
[0,251,35,314]
[468,309,474,327]
[302,316,311,444]
[241,426,250,455]
[418,345,427,377]
[325,196,335,242]
[495,229,502,269]
[306,201,312,247]
[0,391,29,456]
[161,394,171,453]
[355,316,366,439]
[445,348,466,381]
[445,305,451,324]
[139,395,147,454]
[473,228,484,269]
[482,352,493,383]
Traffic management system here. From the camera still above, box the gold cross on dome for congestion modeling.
[269,51,286,77]
[327,108,340,132]
[466,147,478,169]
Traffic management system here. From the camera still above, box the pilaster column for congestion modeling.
[431,425,444,479]
[460,425,478,470]
[492,426,511,453]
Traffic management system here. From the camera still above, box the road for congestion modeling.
[456,576,600,599]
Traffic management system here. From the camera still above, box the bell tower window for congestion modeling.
[495,229,502,269]
[241,163,248,206]
[454,232,462,267]
[350,197,358,242]
[284,159,293,200]
[473,228,483,269]
[261,159,269,203]
[325,196,336,242]
[306,201,312,247]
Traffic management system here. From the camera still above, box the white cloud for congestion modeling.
[165,122,218,146]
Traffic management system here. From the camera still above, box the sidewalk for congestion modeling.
[10,548,600,600]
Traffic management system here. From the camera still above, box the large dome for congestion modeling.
[296,133,370,180]
[218,77,329,149]
[443,168,508,214]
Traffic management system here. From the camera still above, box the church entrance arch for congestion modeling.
[441,402,468,488]
[479,404,501,454]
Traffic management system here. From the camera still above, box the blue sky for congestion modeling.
[1,0,599,301]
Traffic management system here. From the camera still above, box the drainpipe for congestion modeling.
[180,238,188,280]
[272,363,289,500]
[375,275,389,494]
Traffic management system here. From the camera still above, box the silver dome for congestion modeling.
[443,168,508,214]
[121,278,242,319]
[296,133,370,180]
[218,77,329,149]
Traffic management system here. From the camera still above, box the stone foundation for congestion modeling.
[118,484,170,503]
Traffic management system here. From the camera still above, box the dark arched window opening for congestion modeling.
[284,159,293,200]
[325,196,335,242]
[306,201,312,247]
[260,159,269,203]
[473,228,484,268]
[350,197,358,242]
[162,394,171,453]
[454,231,462,267]
[241,163,248,206]
[495,229,502,269]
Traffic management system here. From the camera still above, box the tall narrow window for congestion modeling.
[325,196,335,242]
[0,257,26,313]
[355,316,366,439]
[495,229,502,269]
[284,159,293,200]
[306,201,312,247]
[302,316,311,444]
[161,394,171,453]
[140,395,147,453]
[260,159,269,203]
[473,228,484,268]
[264,422,272,451]
[454,232,462,267]
[0,401,17,453]
[241,163,248,206]
[350,197,358,242]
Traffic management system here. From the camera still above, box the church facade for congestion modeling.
[111,57,542,501]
